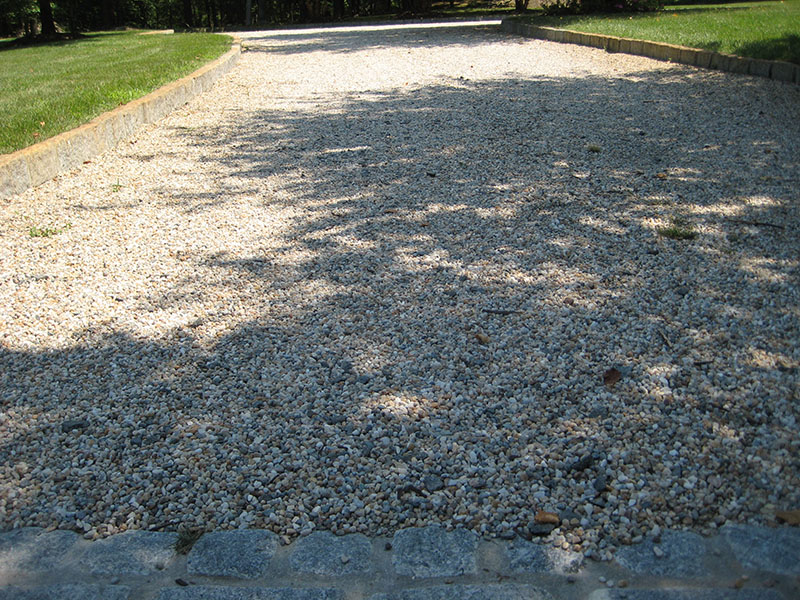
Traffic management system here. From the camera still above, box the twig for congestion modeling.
[728,219,784,229]
[482,308,520,316]
[658,330,673,349]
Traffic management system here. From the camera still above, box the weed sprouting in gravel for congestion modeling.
[658,216,697,240]
[28,223,71,238]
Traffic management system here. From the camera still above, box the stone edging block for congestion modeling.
[2,525,800,598]
[501,19,798,86]
[0,35,241,201]
[187,530,279,579]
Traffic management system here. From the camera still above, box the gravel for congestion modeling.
[1,21,799,561]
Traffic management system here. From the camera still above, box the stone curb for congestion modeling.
[1,525,798,599]
[501,19,799,85]
[0,35,241,201]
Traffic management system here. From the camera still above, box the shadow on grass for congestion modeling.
[734,33,800,64]
[524,4,765,29]
[1,24,798,539]
[0,32,97,52]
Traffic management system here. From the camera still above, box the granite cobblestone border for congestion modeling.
[501,18,800,85]
[0,35,240,201]
[0,525,798,599]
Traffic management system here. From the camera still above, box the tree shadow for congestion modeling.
[240,21,503,55]
[1,28,798,542]
[0,32,95,52]
[734,33,800,65]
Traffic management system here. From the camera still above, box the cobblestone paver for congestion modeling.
[0,525,797,599]
[391,527,478,578]
[289,532,372,575]
[614,530,709,577]
[187,530,279,579]
[82,530,178,576]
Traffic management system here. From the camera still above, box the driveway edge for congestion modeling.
[501,19,799,85]
[0,36,241,201]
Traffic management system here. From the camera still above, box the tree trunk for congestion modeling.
[38,0,56,35]
[102,0,115,29]
[66,0,78,33]
[183,0,194,26]
[245,0,252,24]
[205,0,215,28]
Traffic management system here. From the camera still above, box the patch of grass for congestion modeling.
[174,527,204,554]
[587,144,602,153]
[111,179,124,192]
[29,223,71,238]
[0,31,231,154]
[658,216,697,240]
[526,1,800,64]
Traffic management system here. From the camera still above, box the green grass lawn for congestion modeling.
[0,31,231,155]
[527,0,800,64]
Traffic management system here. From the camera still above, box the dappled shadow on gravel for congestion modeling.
[1,28,799,549]
[240,22,502,55]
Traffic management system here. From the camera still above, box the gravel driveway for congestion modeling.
[1,21,798,560]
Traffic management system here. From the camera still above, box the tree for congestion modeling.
[37,0,54,34]
[183,0,194,26]
[1,0,442,35]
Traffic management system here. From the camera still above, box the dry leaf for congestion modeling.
[603,368,622,386]
[534,510,560,525]
[475,333,490,344]
[656,172,667,179]
[775,509,800,525]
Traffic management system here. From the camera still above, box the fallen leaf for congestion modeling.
[603,368,622,386]
[656,172,668,179]
[775,509,800,525]
[475,333,490,344]
[534,510,560,525]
